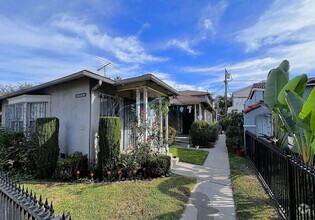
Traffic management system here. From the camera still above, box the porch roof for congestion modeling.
[115,74,179,96]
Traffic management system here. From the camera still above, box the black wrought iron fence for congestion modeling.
[0,171,71,220]
[245,131,315,220]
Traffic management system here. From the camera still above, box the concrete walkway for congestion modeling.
[172,134,236,220]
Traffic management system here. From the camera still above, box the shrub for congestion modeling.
[35,117,60,178]
[53,152,88,181]
[98,116,121,180]
[189,121,218,147]
[163,126,176,146]
[147,155,171,177]
[0,129,36,176]
[224,112,244,153]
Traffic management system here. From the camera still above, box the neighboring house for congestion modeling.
[0,70,179,161]
[244,78,315,137]
[243,82,272,136]
[227,85,252,113]
[169,90,215,135]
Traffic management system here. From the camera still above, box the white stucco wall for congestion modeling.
[1,100,8,127]
[228,85,251,113]
[45,78,91,157]
[245,90,264,108]
[90,83,117,160]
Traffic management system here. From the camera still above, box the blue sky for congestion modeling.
[1,0,315,95]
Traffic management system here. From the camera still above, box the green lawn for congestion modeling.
[229,155,282,220]
[24,175,195,220]
[169,147,209,165]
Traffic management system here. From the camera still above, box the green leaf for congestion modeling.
[279,60,290,72]
[311,140,315,153]
[285,91,304,120]
[278,74,308,105]
[279,108,296,133]
[311,109,315,131]
[264,62,289,109]
[299,87,315,119]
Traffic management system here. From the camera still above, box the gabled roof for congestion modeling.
[307,77,315,86]
[0,71,179,101]
[252,81,266,89]
[170,90,213,110]
[0,70,115,101]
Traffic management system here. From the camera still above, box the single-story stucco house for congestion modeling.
[169,90,215,135]
[0,70,179,162]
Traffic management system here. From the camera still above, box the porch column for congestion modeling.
[136,87,141,126]
[159,97,163,145]
[165,105,169,153]
[203,108,206,122]
[143,87,148,141]
[199,104,202,120]
[194,104,197,122]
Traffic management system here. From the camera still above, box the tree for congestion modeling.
[0,82,33,96]
[215,95,232,116]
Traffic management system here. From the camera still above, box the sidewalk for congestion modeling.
[172,134,236,220]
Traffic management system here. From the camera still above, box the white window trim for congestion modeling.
[5,95,51,132]
[7,95,51,116]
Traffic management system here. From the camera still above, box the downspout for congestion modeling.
[89,80,102,165]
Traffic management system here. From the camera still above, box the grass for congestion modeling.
[229,155,282,220]
[169,147,209,165]
[24,175,195,220]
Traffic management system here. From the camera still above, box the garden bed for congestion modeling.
[24,175,195,219]
[169,147,209,165]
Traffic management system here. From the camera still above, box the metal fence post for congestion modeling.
[287,155,296,219]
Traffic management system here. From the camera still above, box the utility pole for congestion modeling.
[224,69,230,115]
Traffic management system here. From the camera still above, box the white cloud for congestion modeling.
[0,16,86,54]
[50,14,166,64]
[235,0,315,52]
[150,71,206,91]
[167,39,199,55]
[180,0,315,94]
[198,0,228,38]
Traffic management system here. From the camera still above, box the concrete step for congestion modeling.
[174,136,190,144]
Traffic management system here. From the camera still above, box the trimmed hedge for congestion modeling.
[224,112,244,153]
[35,117,60,178]
[147,155,171,177]
[98,116,121,179]
[189,121,219,147]
[53,152,88,181]
[0,129,36,176]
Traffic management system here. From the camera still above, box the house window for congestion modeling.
[5,102,48,133]
[100,94,121,116]
[27,102,48,132]
[5,103,25,132]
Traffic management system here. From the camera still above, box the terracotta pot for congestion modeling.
[235,149,245,157]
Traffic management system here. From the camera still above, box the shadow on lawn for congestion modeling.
[155,175,195,220]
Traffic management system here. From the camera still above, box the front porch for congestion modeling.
[115,74,179,152]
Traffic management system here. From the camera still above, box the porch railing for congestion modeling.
[0,172,71,220]
[245,131,315,220]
